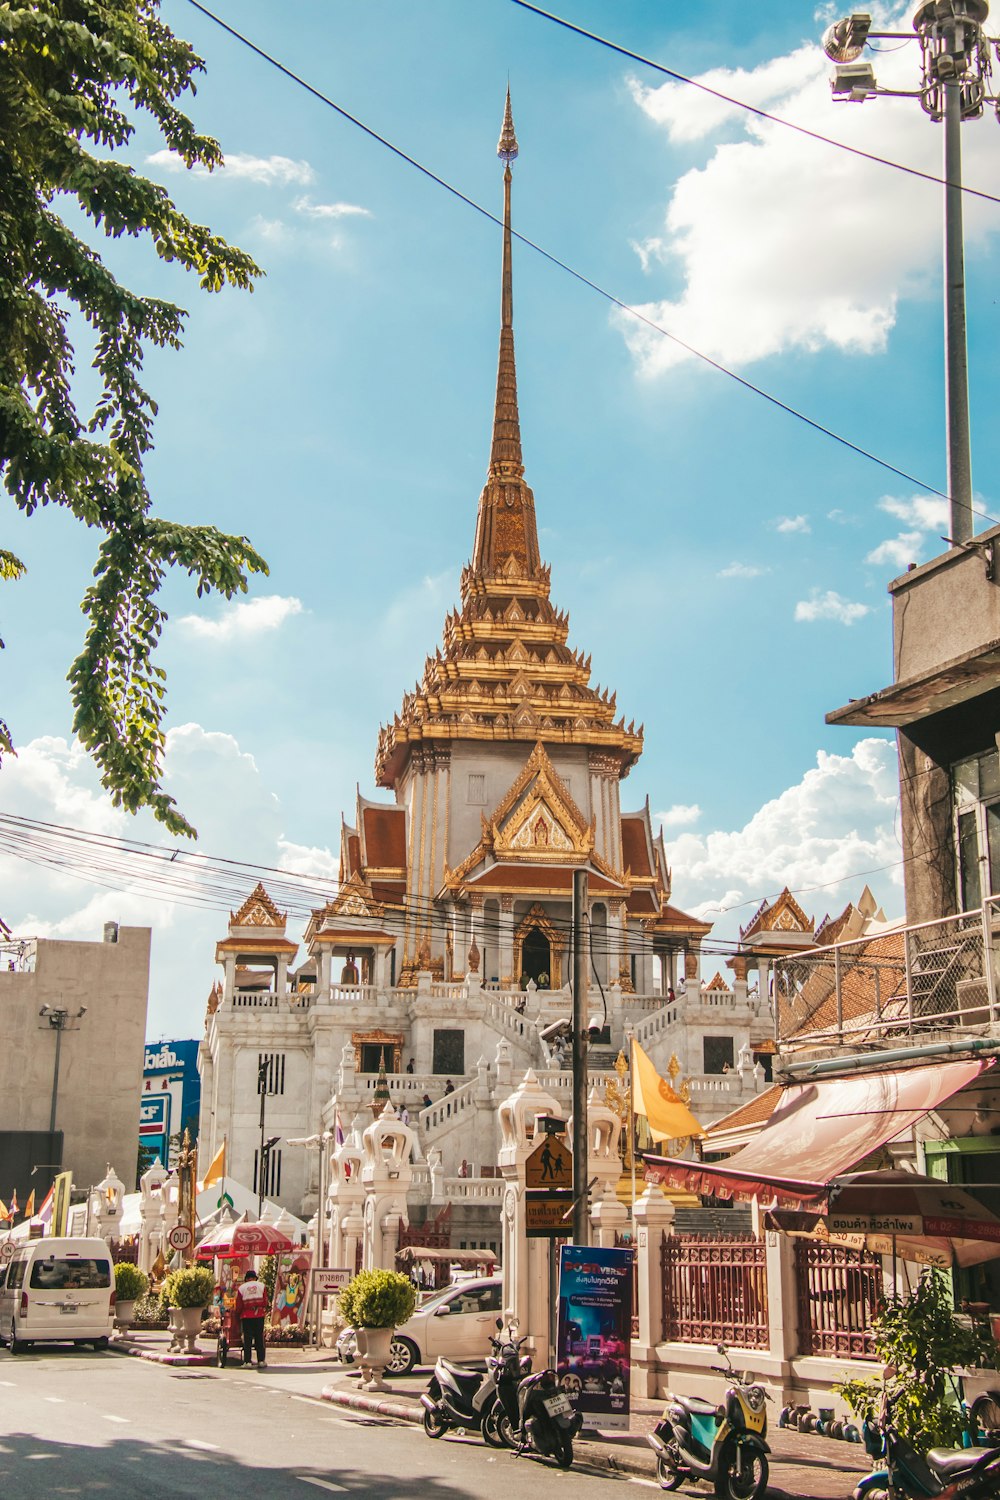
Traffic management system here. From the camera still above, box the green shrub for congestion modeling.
[338,1269,416,1329]
[837,1268,999,1453]
[114,1262,149,1302]
[132,1290,169,1327]
[164,1265,216,1308]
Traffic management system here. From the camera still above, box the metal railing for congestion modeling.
[795,1241,880,1360]
[776,897,999,1047]
[661,1235,769,1350]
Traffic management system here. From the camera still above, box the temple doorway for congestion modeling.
[521,926,551,987]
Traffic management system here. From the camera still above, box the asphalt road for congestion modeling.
[0,1345,655,1498]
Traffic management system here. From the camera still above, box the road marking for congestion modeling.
[297,1479,346,1493]
[44,1396,65,1403]
[183,1439,220,1452]
[0,1380,14,1387]
[291,1394,328,1407]
[628,1481,660,1490]
[103,1415,129,1424]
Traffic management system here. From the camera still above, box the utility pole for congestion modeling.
[38,1005,86,1137]
[257,1056,268,1218]
[571,868,589,1245]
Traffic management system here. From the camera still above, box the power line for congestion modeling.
[182,0,981,509]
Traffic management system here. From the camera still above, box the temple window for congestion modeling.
[703,1036,735,1075]
[433,1028,465,1076]
[257,1051,286,1096]
[467,774,487,804]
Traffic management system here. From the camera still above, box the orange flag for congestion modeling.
[24,1189,35,1218]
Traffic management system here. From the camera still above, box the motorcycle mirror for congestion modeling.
[496,1318,503,1329]
[716,1343,727,1355]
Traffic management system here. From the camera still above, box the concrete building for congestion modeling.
[0,922,150,1205]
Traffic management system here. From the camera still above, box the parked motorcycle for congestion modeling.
[855,1381,1000,1500]
[647,1343,770,1500]
[420,1320,522,1446]
[483,1324,532,1448]
[513,1366,583,1469]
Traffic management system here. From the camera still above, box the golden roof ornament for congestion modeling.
[497,86,519,164]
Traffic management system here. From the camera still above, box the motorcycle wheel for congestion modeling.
[483,1408,506,1449]
[657,1445,685,1492]
[423,1407,448,1439]
[556,1433,573,1469]
[715,1446,768,1500]
[495,1413,518,1450]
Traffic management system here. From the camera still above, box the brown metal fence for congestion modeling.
[661,1235,769,1350]
[795,1241,881,1360]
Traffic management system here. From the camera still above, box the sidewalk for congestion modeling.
[111,1330,868,1497]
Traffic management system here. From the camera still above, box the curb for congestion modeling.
[319,1385,659,1479]
[110,1338,214,1368]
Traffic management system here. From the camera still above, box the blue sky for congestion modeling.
[4,1,999,1038]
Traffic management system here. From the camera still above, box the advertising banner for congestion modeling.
[271,1249,312,1330]
[556,1244,633,1432]
[139,1096,169,1165]
[51,1170,73,1238]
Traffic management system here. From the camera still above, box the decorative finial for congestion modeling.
[497,86,518,165]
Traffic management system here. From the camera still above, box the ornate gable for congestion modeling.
[230,882,285,930]
[490,742,593,863]
[739,886,814,941]
[327,872,384,923]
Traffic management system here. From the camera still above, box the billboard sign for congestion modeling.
[139,1096,169,1164]
[556,1244,633,1432]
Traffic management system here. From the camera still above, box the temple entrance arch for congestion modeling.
[513,903,564,989]
[521,926,550,987]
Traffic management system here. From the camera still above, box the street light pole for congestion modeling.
[257,1057,268,1218]
[571,868,589,1246]
[38,1006,86,1137]
[822,1,996,546]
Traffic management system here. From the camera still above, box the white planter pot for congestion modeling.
[355,1326,394,1391]
[168,1304,206,1354]
[114,1299,136,1334]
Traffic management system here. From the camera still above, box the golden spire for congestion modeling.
[491,87,522,475]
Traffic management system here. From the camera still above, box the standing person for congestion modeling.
[235,1267,268,1368]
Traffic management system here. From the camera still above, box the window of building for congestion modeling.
[953,747,1000,911]
[433,1028,465,1076]
[360,1043,390,1073]
[254,1145,282,1198]
[467,774,487,805]
[257,1052,286,1096]
[703,1035,735,1075]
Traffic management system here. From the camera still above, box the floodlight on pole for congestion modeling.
[821,0,1000,546]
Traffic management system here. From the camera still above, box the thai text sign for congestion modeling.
[311,1267,352,1297]
[556,1244,633,1432]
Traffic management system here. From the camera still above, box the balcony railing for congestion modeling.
[776,897,999,1048]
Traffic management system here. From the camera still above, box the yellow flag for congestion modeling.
[23,1190,35,1218]
[198,1138,226,1192]
[631,1040,706,1143]
[0,1198,8,1222]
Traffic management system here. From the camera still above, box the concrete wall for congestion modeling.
[890,522,1000,681]
[0,926,150,1195]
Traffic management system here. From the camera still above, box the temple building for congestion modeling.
[198,96,770,1234]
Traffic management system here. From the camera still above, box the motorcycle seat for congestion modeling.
[926,1446,999,1479]
[672,1395,718,1418]
[438,1359,486,1388]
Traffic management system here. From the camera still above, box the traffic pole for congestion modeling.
[571,868,589,1245]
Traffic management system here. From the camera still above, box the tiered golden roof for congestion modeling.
[375,93,643,790]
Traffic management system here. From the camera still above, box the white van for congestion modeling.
[0,1237,115,1353]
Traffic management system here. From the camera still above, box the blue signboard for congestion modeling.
[139,1038,201,1166]
[139,1096,169,1163]
[557,1244,633,1432]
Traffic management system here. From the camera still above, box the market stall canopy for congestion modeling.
[645,1058,990,1210]
[196,1210,295,1260]
[767,1169,1000,1268]
[395,1246,496,1267]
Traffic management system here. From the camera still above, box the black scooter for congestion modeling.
[514,1366,583,1469]
[855,1379,1000,1500]
[483,1323,532,1448]
[420,1321,518,1446]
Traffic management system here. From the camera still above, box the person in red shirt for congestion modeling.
[235,1268,268,1368]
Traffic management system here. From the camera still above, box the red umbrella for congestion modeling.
[196,1211,294,1261]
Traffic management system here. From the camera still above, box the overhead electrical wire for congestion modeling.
[182,0,985,511]
[509,0,1000,207]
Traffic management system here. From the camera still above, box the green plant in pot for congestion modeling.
[113,1262,149,1332]
[164,1264,216,1353]
[339,1270,416,1391]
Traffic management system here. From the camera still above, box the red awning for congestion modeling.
[645,1058,990,1210]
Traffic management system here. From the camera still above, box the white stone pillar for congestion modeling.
[499,895,515,987]
[632,1184,675,1398]
[498,1069,562,1365]
[765,1227,798,1399]
[360,1105,416,1271]
[608,900,626,987]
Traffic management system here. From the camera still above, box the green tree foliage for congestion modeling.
[0,1,268,834]
[838,1268,999,1452]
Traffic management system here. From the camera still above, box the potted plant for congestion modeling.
[339,1269,416,1391]
[164,1265,216,1354]
[113,1262,149,1334]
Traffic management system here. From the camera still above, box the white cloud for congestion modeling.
[666,738,901,941]
[276,838,339,881]
[865,530,923,569]
[878,495,949,530]
[147,150,315,186]
[293,196,371,220]
[794,590,870,624]
[774,515,810,534]
[630,236,667,274]
[176,594,304,642]
[621,20,1000,374]
[718,561,768,579]
[657,803,702,828]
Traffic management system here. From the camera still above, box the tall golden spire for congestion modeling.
[472,89,540,578]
